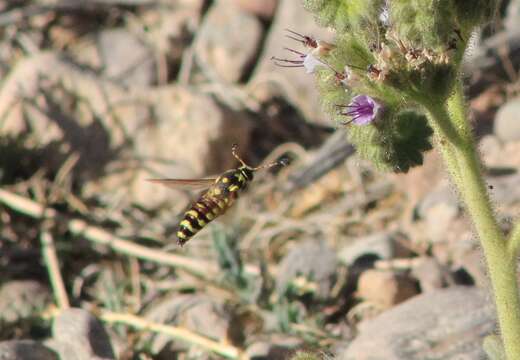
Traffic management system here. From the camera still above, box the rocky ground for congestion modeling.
[1,1,520,359]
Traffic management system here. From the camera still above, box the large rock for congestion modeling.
[97,29,156,87]
[0,52,148,177]
[194,1,263,83]
[0,340,58,360]
[0,280,51,324]
[47,308,115,360]
[339,287,495,360]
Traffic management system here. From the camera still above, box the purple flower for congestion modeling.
[338,95,381,125]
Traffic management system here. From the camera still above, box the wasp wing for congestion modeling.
[147,178,216,191]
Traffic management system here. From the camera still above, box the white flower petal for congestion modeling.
[303,53,324,74]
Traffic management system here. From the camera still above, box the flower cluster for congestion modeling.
[272,29,382,126]
[272,0,501,173]
[272,2,466,172]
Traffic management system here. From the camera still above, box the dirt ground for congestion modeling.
[1,1,520,359]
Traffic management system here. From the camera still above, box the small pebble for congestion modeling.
[494,97,520,143]
[357,269,419,308]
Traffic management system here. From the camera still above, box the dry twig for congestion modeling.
[99,310,245,359]
[40,230,70,309]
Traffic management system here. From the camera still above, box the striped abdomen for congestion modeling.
[176,167,253,245]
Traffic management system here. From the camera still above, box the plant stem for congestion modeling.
[40,230,70,309]
[426,81,520,360]
[508,221,520,256]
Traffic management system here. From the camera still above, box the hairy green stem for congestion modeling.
[508,221,520,257]
[426,82,520,359]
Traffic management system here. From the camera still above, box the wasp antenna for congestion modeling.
[252,157,289,171]
[231,144,249,168]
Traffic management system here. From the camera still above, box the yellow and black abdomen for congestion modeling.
[176,167,254,245]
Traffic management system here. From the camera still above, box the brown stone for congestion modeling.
[357,269,419,308]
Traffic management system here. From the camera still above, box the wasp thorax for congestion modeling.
[240,167,254,182]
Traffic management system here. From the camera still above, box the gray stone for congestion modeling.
[414,183,462,244]
[276,240,338,301]
[0,280,51,324]
[494,97,520,143]
[339,287,495,360]
[49,308,115,360]
[410,257,446,293]
[338,232,395,267]
[415,183,459,220]
[505,0,520,32]
[487,172,520,207]
[0,340,58,360]
[249,0,333,125]
[424,202,460,244]
[479,134,502,162]
[97,29,155,87]
[194,1,263,83]
[456,249,489,288]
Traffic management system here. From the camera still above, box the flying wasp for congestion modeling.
[148,144,287,246]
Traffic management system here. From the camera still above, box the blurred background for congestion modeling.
[0,0,520,359]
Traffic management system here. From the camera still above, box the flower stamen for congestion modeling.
[284,28,318,49]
